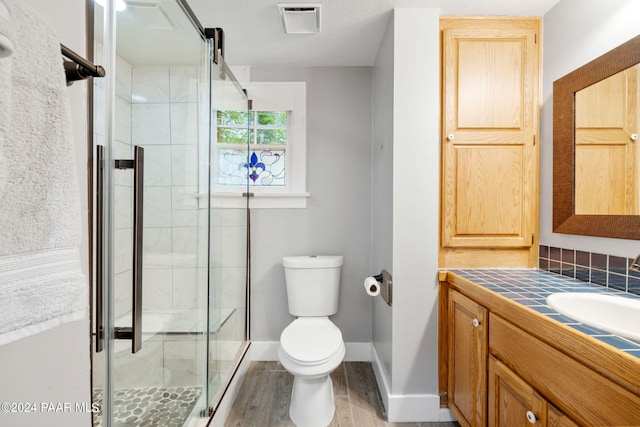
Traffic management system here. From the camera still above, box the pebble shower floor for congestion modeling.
[92,386,201,427]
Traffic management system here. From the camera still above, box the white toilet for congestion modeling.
[278,255,345,427]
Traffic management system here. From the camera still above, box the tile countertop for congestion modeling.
[448,268,640,359]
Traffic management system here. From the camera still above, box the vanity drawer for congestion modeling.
[489,313,640,427]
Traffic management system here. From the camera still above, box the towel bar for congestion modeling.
[60,44,105,85]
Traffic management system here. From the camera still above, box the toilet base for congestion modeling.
[289,374,335,427]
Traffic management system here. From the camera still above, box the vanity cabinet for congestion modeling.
[548,406,580,427]
[489,356,578,427]
[447,290,487,427]
[488,356,548,426]
[439,272,640,427]
[439,18,540,268]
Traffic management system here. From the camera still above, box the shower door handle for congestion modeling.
[114,146,144,353]
[95,145,104,353]
[131,146,144,353]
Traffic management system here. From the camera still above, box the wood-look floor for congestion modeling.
[225,361,460,427]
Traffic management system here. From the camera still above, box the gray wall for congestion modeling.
[389,8,440,397]
[371,9,442,420]
[372,15,394,383]
[249,67,374,343]
[540,0,640,257]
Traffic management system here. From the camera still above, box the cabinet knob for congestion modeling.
[526,410,537,424]
[447,133,455,141]
[631,133,638,141]
[472,318,480,327]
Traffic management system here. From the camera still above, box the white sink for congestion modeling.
[546,292,640,341]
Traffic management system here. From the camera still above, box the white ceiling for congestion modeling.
[187,0,562,67]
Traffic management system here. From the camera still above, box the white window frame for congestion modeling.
[211,81,308,209]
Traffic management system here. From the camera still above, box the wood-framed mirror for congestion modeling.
[553,34,640,240]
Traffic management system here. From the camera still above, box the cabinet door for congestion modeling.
[448,290,488,427]
[488,356,547,427]
[548,405,579,427]
[441,19,539,249]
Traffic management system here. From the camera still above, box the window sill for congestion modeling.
[195,192,310,209]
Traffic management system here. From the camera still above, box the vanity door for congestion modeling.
[488,356,547,427]
[448,290,487,427]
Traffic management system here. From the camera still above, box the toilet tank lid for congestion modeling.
[282,255,343,268]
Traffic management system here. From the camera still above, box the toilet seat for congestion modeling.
[280,317,343,366]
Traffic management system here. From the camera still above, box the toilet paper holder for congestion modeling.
[373,270,392,306]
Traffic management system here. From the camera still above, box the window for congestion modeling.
[216,111,288,187]
[211,82,308,208]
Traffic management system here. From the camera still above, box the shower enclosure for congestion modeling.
[91,1,249,426]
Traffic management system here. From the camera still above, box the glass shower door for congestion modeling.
[207,58,250,413]
[93,0,210,426]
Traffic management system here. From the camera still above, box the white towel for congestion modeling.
[0,0,87,345]
[0,0,14,59]
[0,0,12,198]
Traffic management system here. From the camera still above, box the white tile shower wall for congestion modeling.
[210,208,247,316]
[113,337,165,388]
[131,65,204,312]
[110,333,206,389]
[207,308,246,393]
[114,56,133,320]
[132,66,170,103]
[163,336,204,387]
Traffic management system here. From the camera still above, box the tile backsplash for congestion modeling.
[539,245,640,296]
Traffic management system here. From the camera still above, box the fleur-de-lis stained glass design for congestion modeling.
[244,152,265,182]
[218,149,286,186]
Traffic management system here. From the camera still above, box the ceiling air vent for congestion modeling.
[277,3,321,34]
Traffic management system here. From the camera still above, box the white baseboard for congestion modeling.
[250,341,372,362]
[371,344,456,423]
[439,408,458,422]
[370,344,391,414]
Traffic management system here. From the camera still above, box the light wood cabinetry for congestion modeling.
[490,313,640,426]
[439,272,640,427]
[488,356,547,426]
[547,406,579,427]
[439,18,540,268]
[488,356,578,427]
[447,290,487,427]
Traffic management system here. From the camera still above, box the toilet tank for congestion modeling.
[282,255,343,316]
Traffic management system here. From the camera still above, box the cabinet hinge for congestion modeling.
[535,33,537,44]
[532,233,535,245]
[533,135,536,146]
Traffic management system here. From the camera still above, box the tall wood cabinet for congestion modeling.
[440,18,540,268]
